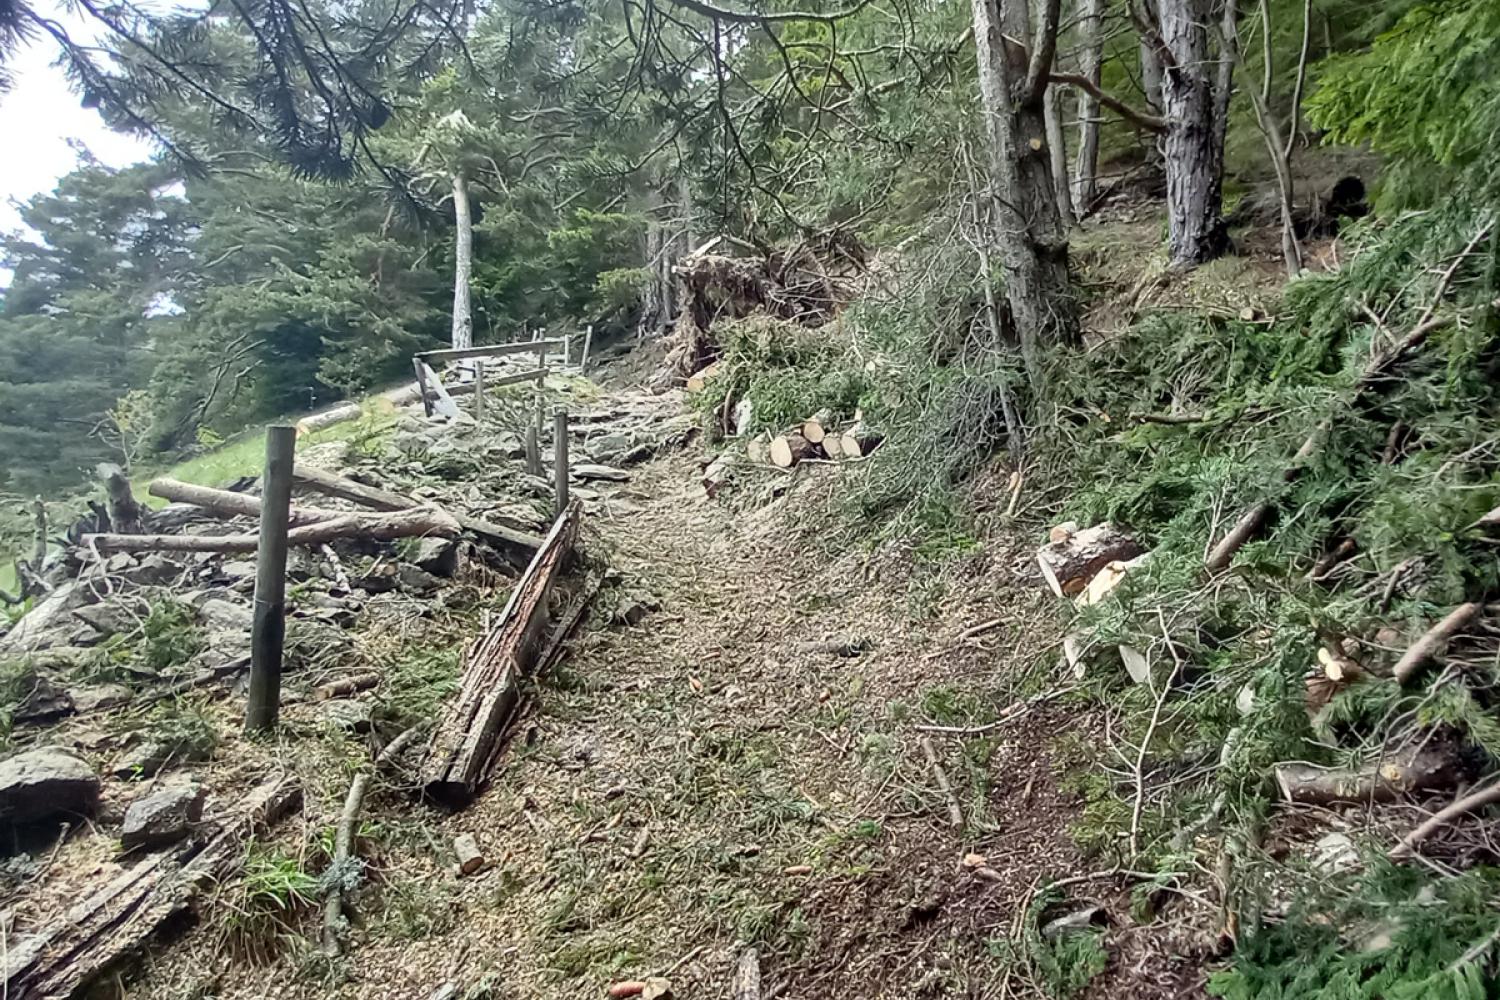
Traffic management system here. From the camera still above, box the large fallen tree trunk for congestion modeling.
[81,507,460,554]
[148,478,344,527]
[291,464,542,556]
[4,774,300,999]
[421,502,581,806]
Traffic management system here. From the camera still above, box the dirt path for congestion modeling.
[130,390,1185,999]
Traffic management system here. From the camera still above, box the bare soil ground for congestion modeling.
[117,385,1211,999]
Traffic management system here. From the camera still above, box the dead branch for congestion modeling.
[1392,602,1484,685]
[919,735,963,828]
[148,478,343,526]
[1390,776,1500,860]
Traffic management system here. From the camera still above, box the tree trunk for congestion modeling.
[1156,0,1230,267]
[1043,83,1076,224]
[1071,0,1105,210]
[969,0,1075,381]
[451,171,474,351]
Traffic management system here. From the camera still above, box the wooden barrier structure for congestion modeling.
[412,339,566,419]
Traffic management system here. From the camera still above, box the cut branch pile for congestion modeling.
[420,501,581,806]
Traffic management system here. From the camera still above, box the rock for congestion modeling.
[12,673,75,724]
[1312,832,1360,874]
[0,583,82,654]
[613,592,662,626]
[120,781,205,850]
[1040,905,1106,940]
[71,683,133,713]
[411,537,459,577]
[0,748,99,824]
[111,736,212,780]
[397,564,442,594]
[198,598,253,633]
[572,463,630,482]
[352,563,400,594]
[218,560,257,583]
[319,698,373,733]
[73,600,136,637]
[105,553,137,574]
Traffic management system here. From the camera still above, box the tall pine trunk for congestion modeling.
[1157,0,1230,266]
[1071,0,1104,211]
[450,171,474,350]
[969,0,1075,381]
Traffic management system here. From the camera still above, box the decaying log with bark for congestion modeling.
[291,464,542,556]
[81,507,461,554]
[98,463,145,535]
[1036,523,1145,598]
[421,502,581,806]
[4,774,301,999]
[1275,746,1461,805]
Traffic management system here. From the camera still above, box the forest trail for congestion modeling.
[109,375,1202,1000]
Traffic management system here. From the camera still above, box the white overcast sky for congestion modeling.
[0,1,155,234]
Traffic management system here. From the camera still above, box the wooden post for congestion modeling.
[246,425,295,732]
[412,357,432,418]
[580,324,593,369]
[562,333,571,367]
[525,424,542,477]
[553,408,569,516]
[473,361,485,422]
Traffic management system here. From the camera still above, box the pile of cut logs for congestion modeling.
[747,410,883,469]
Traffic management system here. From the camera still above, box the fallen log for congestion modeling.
[420,502,581,806]
[1274,746,1460,805]
[296,402,363,436]
[1036,522,1145,598]
[4,773,301,999]
[148,478,343,527]
[291,464,542,555]
[769,432,815,469]
[81,507,461,554]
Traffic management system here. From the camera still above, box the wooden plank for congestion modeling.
[416,340,564,364]
[420,503,580,806]
[420,360,462,419]
[484,367,547,389]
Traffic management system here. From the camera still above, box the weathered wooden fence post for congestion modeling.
[412,358,432,418]
[525,424,542,477]
[580,324,593,369]
[553,408,569,516]
[473,361,485,422]
[246,425,295,732]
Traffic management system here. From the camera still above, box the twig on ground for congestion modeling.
[913,686,1078,735]
[919,735,963,829]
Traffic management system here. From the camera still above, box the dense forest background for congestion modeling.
[3,0,1488,497]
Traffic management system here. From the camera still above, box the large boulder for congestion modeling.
[411,537,459,578]
[120,781,206,850]
[0,748,100,825]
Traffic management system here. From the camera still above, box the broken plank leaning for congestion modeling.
[420,501,581,806]
[3,774,301,1000]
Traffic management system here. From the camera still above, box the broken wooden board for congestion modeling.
[4,774,301,999]
[420,502,581,806]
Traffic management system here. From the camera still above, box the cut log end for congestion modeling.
[769,432,815,469]
[1035,522,1144,598]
